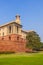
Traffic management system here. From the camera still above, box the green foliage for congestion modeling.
[26,31,41,51]
[40,42,43,50]
[0,51,15,54]
[41,42,43,48]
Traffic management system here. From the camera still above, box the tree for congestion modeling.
[26,31,41,51]
[40,42,43,50]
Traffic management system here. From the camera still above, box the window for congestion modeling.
[2,37,4,40]
[17,26,18,33]
[9,36,11,40]
[17,36,19,40]
[2,32,4,36]
[9,26,11,33]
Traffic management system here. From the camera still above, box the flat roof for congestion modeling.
[21,30,28,33]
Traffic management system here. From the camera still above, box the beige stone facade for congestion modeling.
[0,15,27,39]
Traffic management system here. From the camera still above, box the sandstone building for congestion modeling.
[0,15,28,52]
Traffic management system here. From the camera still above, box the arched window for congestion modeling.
[9,36,11,40]
[17,36,19,40]
[2,37,4,40]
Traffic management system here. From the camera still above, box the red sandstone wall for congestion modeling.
[0,40,26,52]
[0,34,26,52]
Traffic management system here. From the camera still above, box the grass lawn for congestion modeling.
[0,52,43,65]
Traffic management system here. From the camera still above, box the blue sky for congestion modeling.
[0,0,43,41]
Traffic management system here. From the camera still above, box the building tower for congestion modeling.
[15,15,21,24]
